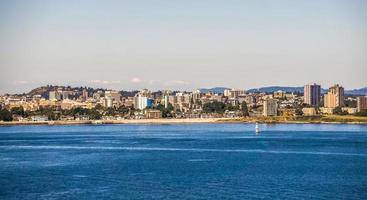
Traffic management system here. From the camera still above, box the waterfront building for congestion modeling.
[324,84,344,108]
[31,116,48,122]
[302,107,317,116]
[145,109,162,119]
[304,84,321,106]
[263,99,278,116]
[319,107,334,115]
[357,96,367,112]
[342,107,357,114]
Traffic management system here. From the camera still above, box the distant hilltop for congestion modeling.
[199,87,230,94]
[200,86,367,95]
[247,86,312,94]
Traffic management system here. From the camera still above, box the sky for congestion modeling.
[0,0,366,94]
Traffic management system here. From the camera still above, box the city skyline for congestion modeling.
[1,0,367,94]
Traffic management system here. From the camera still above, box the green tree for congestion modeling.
[11,106,28,117]
[355,109,367,116]
[95,104,103,110]
[0,108,13,121]
[294,104,304,116]
[240,101,249,116]
[202,101,226,113]
[47,112,58,120]
[333,106,348,115]
[117,105,130,115]
[155,103,174,118]
[88,108,102,120]
[344,99,357,108]
[105,107,116,116]
[225,104,239,111]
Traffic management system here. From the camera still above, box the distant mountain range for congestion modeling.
[23,85,367,96]
[199,87,230,94]
[247,86,306,94]
[200,86,367,95]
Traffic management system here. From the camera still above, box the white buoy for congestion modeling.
[255,123,260,134]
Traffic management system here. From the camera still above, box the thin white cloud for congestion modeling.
[130,77,189,86]
[165,80,189,85]
[88,80,121,84]
[12,80,28,85]
[130,77,143,83]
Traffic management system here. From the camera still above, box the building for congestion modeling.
[134,89,152,110]
[319,107,333,115]
[342,107,357,114]
[105,97,113,108]
[31,116,48,121]
[302,107,317,116]
[324,84,344,108]
[93,90,104,100]
[192,90,201,104]
[49,91,61,100]
[134,96,147,110]
[304,84,321,106]
[61,91,70,100]
[224,88,245,98]
[273,90,286,99]
[263,99,278,116]
[147,98,154,108]
[357,96,367,112]
[163,95,169,108]
[145,109,162,119]
[82,89,89,100]
[105,90,121,102]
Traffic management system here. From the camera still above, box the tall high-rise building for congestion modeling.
[357,96,367,112]
[263,99,278,116]
[134,89,152,110]
[134,96,148,110]
[304,84,321,106]
[324,84,344,108]
[192,90,201,104]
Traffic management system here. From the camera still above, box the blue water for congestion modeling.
[0,124,367,199]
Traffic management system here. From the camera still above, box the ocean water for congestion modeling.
[0,123,367,200]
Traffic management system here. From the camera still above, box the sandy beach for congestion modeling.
[0,118,227,126]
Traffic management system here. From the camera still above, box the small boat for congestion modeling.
[255,123,260,134]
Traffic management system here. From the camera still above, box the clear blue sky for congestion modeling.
[0,0,366,94]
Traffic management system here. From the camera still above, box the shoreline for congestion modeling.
[1,117,367,126]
